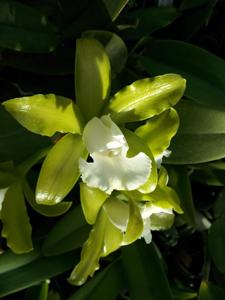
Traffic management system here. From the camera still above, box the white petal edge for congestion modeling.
[79,151,151,194]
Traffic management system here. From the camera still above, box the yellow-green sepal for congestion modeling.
[23,181,72,217]
[80,183,108,224]
[148,167,183,214]
[68,207,122,286]
[2,94,84,136]
[36,133,87,205]
[104,74,186,123]
[135,108,179,159]
[123,198,143,245]
[123,128,157,193]
[75,38,111,121]
[1,182,33,253]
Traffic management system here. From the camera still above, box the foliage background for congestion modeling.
[1,0,225,299]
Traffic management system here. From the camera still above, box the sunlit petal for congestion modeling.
[82,115,128,154]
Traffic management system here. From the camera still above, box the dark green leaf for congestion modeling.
[122,241,173,300]
[24,281,49,300]
[208,218,225,273]
[167,100,225,163]
[0,0,59,53]
[199,281,225,300]
[0,252,76,297]
[140,39,225,109]
[122,7,181,39]
[68,260,123,300]
[0,248,40,275]
[42,206,90,256]
[0,106,51,164]
[168,166,196,226]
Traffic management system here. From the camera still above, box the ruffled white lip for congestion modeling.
[0,188,8,211]
[79,115,152,194]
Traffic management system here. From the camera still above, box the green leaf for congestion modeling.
[82,30,128,75]
[36,134,87,205]
[191,162,225,186]
[69,208,122,285]
[0,0,59,53]
[214,187,225,218]
[75,38,111,121]
[104,74,186,123]
[2,94,84,136]
[42,206,90,256]
[123,128,157,193]
[167,100,225,164]
[102,0,129,21]
[199,281,225,300]
[208,218,225,273]
[0,247,40,275]
[80,183,108,224]
[168,166,196,226]
[23,181,72,217]
[140,39,225,109]
[0,161,17,188]
[135,108,179,159]
[68,260,123,300]
[0,252,76,297]
[0,106,51,164]
[64,0,128,38]
[24,281,49,300]
[122,241,173,300]
[1,182,33,253]
[122,7,181,39]
[123,199,143,245]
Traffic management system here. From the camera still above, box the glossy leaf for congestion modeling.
[191,162,225,186]
[80,183,108,224]
[2,94,84,136]
[208,218,225,273]
[0,0,59,53]
[135,108,179,159]
[36,134,87,205]
[0,248,40,275]
[69,208,122,285]
[0,252,76,297]
[199,281,225,300]
[68,260,123,300]
[82,30,128,75]
[0,106,51,163]
[168,166,196,226]
[123,7,181,39]
[102,0,129,21]
[42,206,90,256]
[140,39,225,109]
[123,128,157,193]
[167,100,225,164]
[24,181,72,217]
[1,182,33,253]
[75,38,111,121]
[104,74,186,123]
[122,241,173,300]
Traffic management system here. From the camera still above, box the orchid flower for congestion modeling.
[79,115,151,194]
[2,37,186,285]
